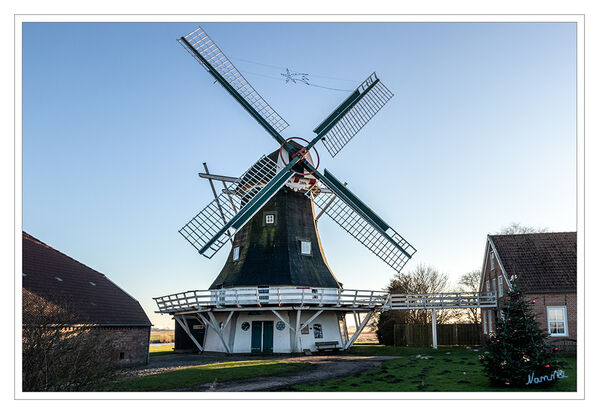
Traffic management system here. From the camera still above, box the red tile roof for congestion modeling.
[490,232,576,293]
[22,232,151,326]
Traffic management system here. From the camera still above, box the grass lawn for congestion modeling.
[149,344,175,356]
[288,345,576,392]
[103,360,309,392]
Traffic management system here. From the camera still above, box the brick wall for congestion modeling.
[527,292,577,341]
[480,242,577,342]
[99,326,150,367]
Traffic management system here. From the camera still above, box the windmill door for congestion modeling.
[251,321,274,353]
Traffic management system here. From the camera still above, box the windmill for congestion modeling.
[156,25,417,354]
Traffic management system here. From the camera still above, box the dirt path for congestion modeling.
[173,355,399,392]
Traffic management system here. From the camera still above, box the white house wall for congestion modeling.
[201,310,345,353]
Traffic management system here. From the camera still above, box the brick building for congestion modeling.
[22,232,152,366]
[479,232,576,344]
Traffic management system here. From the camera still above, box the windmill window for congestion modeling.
[89,281,96,287]
[313,323,323,339]
[119,352,125,360]
[265,214,275,225]
[300,240,312,256]
[547,306,568,336]
[55,276,63,282]
[233,246,240,261]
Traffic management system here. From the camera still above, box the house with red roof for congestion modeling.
[479,232,577,346]
[22,232,152,366]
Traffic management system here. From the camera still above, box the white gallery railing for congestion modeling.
[154,287,497,314]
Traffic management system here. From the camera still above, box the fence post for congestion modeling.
[431,309,438,349]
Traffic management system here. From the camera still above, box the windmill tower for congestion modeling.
[156,25,417,354]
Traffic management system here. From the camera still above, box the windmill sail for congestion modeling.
[309,169,416,273]
[179,25,289,143]
[313,73,393,158]
[180,155,285,258]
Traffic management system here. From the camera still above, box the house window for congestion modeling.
[301,325,309,335]
[491,278,497,293]
[497,277,503,297]
[488,311,494,333]
[233,246,240,261]
[547,306,568,337]
[300,240,312,255]
[490,251,495,270]
[485,280,490,292]
[313,323,323,339]
[265,214,275,225]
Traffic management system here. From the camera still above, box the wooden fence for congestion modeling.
[394,324,481,347]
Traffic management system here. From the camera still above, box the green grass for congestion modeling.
[103,360,310,392]
[288,345,576,392]
[149,344,175,356]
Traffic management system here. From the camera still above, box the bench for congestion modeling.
[315,341,341,352]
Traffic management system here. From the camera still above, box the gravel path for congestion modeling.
[119,353,398,391]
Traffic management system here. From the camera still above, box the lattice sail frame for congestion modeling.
[179,156,279,258]
[317,73,394,158]
[308,181,416,273]
[179,26,289,135]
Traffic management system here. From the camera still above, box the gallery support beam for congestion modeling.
[174,315,204,352]
[343,310,374,350]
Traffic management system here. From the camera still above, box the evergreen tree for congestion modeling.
[479,281,564,387]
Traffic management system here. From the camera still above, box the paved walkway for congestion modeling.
[120,353,398,392]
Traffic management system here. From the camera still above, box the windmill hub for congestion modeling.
[279,137,320,183]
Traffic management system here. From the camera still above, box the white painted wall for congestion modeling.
[202,309,345,353]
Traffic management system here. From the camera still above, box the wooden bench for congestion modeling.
[315,341,341,352]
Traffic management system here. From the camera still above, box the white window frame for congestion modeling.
[546,306,568,337]
[490,251,495,270]
[491,278,497,294]
[497,276,503,297]
[232,246,240,261]
[265,214,275,225]
[300,240,312,255]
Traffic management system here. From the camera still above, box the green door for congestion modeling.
[263,321,274,353]
[251,321,262,353]
[251,321,274,353]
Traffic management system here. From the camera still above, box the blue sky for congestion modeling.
[22,22,576,328]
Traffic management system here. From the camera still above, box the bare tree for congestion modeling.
[22,290,117,391]
[386,264,457,325]
[499,222,548,235]
[374,264,462,344]
[457,270,481,324]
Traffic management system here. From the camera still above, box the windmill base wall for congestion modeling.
[199,310,346,354]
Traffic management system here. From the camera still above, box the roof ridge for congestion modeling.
[489,231,576,237]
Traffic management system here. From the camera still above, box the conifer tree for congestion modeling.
[479,281,564,387]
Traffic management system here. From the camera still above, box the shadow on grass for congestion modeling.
[285,345,576,392]
[101,360,309,392]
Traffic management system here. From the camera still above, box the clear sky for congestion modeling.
[22,22,576,329]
